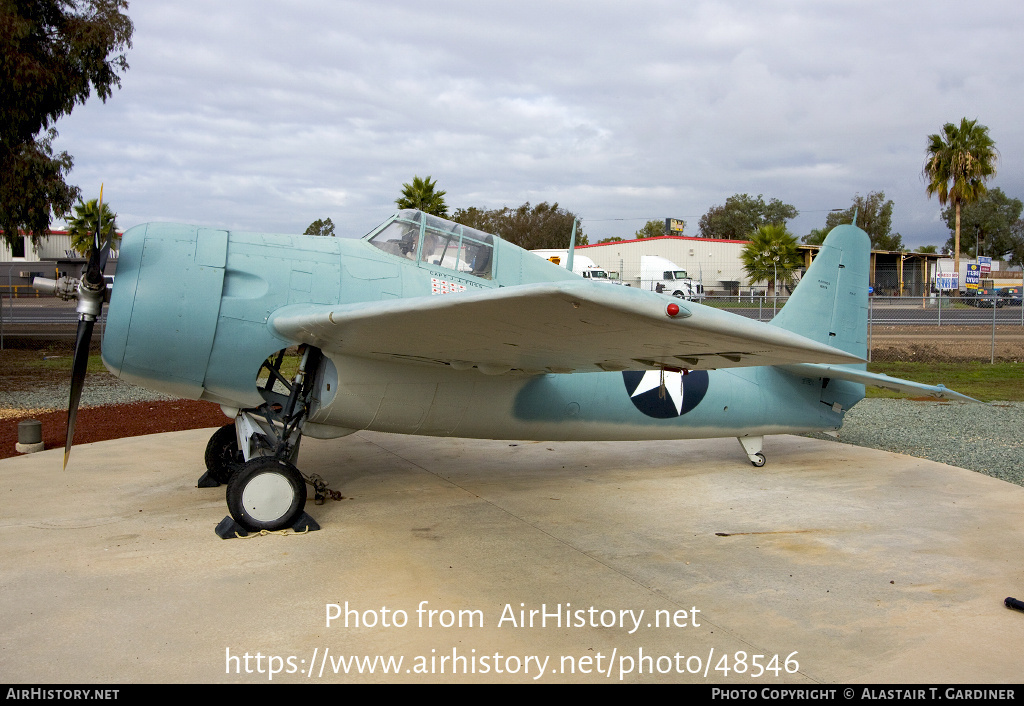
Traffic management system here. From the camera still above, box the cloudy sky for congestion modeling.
[53,0,1024,249]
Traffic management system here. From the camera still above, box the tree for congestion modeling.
[740,224,803,295]
[1007,219,1024,269]
[915,244,939,254]
[823,191,903,251]
[1,1,134,248]
[940,187,1022,260]
[395,175,448,217]
[801,228,828,246]
[699,194,797,240]
[923,118,998,293]
[66,197,118,254]
[635,219,667,239]
[451,202,586,250]
[304,217,336,237]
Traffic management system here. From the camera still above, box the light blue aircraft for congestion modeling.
[58,209,970,534]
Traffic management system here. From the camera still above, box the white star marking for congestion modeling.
[630,370,685,415]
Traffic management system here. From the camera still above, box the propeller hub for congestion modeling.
[75,279,106,319]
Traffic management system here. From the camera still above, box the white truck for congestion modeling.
[530,249,621,284]
[639,255,704,300]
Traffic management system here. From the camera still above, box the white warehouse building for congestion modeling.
[576,235,754,294]
[1,231,119,296]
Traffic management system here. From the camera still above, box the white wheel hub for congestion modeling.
[242,471,295,523]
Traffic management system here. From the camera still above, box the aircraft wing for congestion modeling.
[269,281,863,374]
[781,364,978,402]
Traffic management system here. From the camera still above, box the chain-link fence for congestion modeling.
[4,293,1022,363]
[865,295,1024,363]
[699,294,1024,363]
[0,296,104,355]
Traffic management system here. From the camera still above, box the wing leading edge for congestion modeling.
[269,281,863,375]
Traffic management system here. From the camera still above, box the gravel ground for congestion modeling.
[0,376,179,418]
[3,370,1021,487]
[807,398,1024,487]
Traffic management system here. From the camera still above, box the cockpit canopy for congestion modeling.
[367,210,494,280]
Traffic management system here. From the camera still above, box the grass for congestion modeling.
[866,361,1024,402]
[0,349,109,379]
[35,352,110,376]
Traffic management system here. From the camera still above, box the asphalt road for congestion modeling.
[1,298,104,340]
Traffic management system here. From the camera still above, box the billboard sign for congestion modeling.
[664,218,685,234]
[965,263,980,291]
[935,272,958,291]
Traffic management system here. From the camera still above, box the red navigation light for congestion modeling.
[666,303,680,317]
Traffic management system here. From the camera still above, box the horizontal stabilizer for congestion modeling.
[780,364,978,402]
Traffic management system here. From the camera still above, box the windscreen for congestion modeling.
[368,210,494,280]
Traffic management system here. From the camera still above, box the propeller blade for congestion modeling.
[97,235,112,273]
[94,183,114,277]
[64,316,95,469]
[64,184,112,469]
[83,230,104,287]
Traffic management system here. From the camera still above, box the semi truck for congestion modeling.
[638,255,704,300]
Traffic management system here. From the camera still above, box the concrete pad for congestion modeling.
[1,430,1022,684]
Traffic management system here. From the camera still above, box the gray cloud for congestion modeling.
[53,0,1024,248]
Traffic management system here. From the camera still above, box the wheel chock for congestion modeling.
[215,512,321,539]
[197,471,221,488]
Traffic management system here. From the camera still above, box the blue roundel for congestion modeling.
[622,370,709,419]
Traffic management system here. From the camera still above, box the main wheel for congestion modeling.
[205,424,244,484]
[226,457,307,531]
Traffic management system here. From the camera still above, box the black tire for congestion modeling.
[751,453,766,468]
[205,424,244,484]
[672,290,685,299]
[226,457,307,531]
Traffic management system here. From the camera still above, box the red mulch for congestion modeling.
[1,399,229,461]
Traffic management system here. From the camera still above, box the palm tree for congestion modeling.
[741,224,803,299]
[923,118,997,295]
[801,228,828,246]
[395,176,448,217]
[66,198,119,255]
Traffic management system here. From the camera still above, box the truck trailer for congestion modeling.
[529,249,622,284]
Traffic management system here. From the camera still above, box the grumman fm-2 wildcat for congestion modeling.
[46,209,970,535]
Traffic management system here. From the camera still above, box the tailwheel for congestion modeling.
[226,457,308,532]
[737,435,766,467]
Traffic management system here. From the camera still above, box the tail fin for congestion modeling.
[770,224,869,361]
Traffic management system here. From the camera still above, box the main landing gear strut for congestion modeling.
[201,346,328,538]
